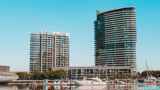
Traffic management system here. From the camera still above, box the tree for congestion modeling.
[31,72,48,80]
[47,69,67,79]
[16,72,31,80]
[17,69,67,80]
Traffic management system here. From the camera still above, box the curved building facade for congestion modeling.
[95,7,136,69]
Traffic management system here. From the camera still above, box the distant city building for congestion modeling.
[0,65,9,72]
[0,65,18,82]
[95,7,136,69]
[30,32,69,72]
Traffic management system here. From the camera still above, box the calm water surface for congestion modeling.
[0,85,160,90]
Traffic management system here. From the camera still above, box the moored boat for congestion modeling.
[143,77,157,86]
[74,77,106,86]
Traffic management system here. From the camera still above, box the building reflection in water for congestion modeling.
[27,84,137,90]
[5,84,160,90]
[74,85,137,90]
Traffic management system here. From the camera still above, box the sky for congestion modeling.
[0,0,160,72]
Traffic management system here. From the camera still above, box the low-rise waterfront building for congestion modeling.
[0,65,9,72]
[68,66,135,80]
[0,65,18,82]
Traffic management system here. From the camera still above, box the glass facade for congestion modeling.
[95,7,136,70]
[30,32,69,72]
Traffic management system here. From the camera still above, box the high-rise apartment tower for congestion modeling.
[95,7,136,69]
[30,32,69,72]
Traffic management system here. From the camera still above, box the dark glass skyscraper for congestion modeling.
[95,7,136,69]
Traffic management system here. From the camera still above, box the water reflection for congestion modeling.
[0,85,29,90]
[75,85,137,90]
[1,84,160,90]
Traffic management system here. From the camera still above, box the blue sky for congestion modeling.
[0,0,160,72]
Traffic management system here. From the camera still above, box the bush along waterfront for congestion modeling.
[16,69,67,80]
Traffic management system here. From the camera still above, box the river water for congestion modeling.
[0,85,160,90]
